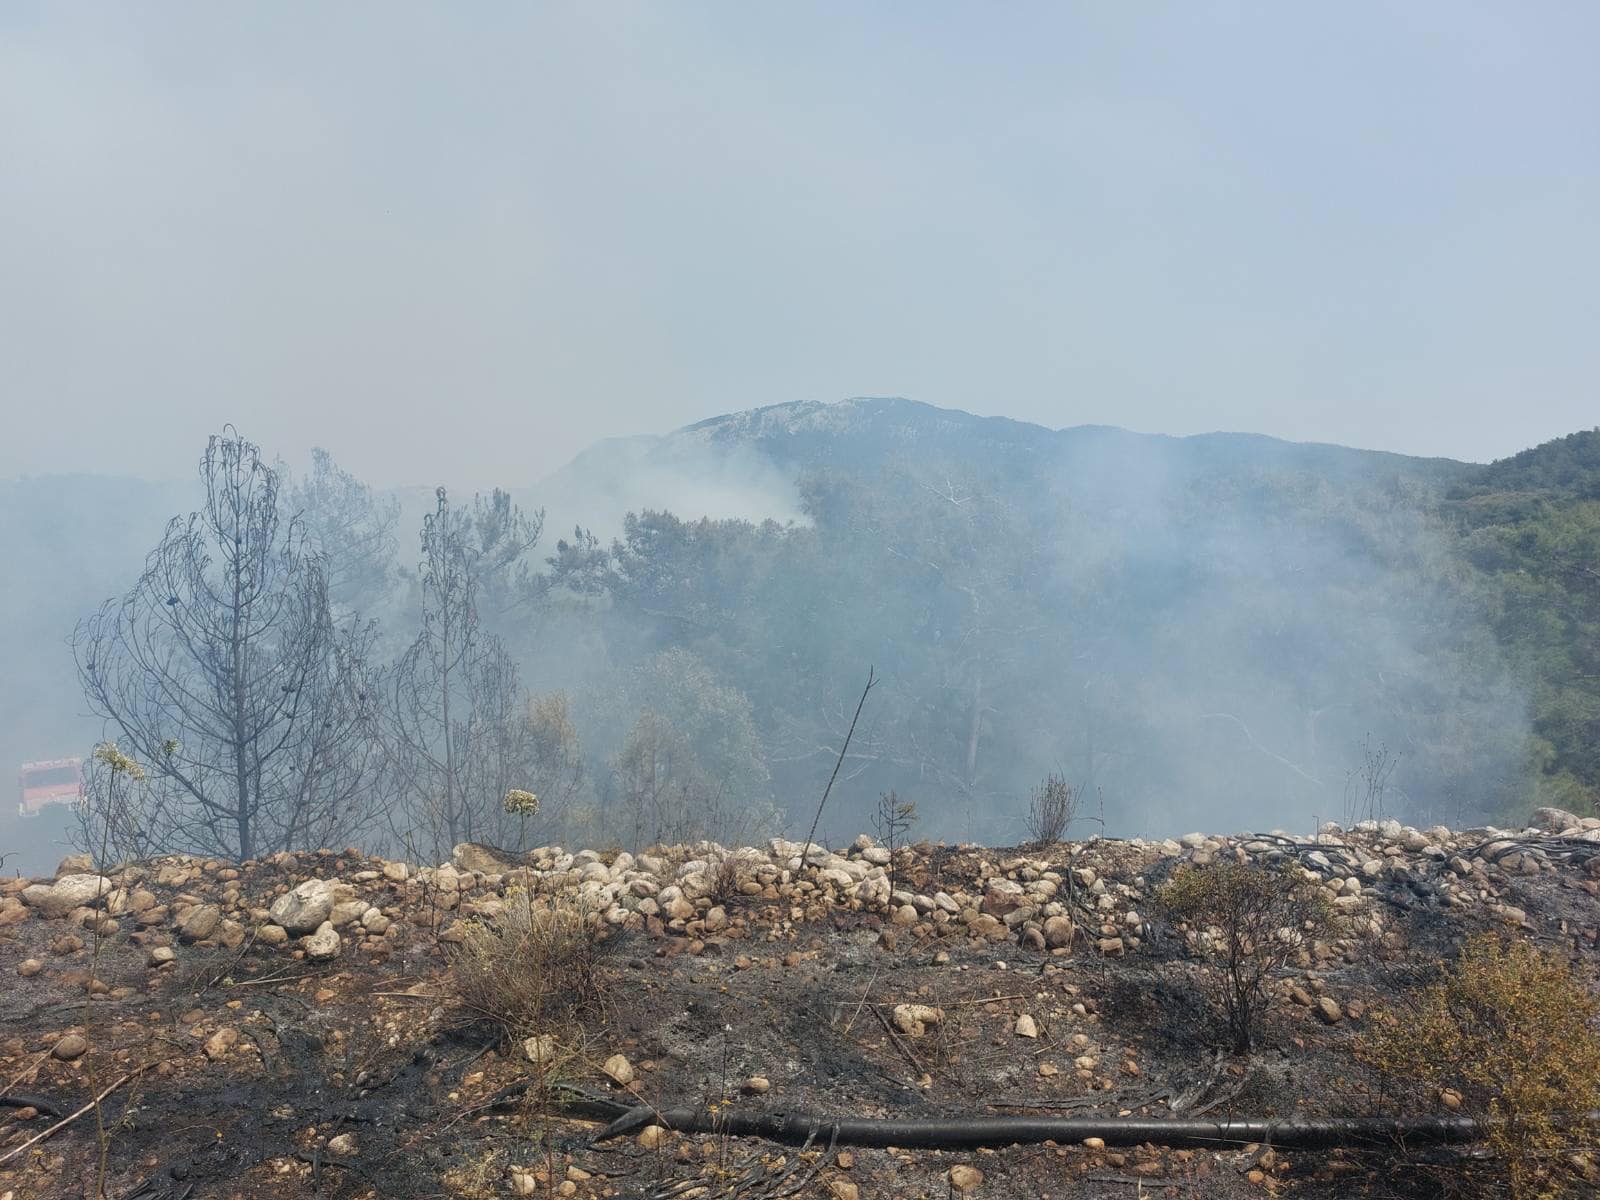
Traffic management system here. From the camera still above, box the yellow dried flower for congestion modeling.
[503,788,540,816]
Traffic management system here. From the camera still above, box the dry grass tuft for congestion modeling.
[448,891,608,1041]
[1025,774,1075,847]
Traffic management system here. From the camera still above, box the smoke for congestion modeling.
[0,407,1536,875]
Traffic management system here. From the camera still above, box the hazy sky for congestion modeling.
[3,3,1596,487]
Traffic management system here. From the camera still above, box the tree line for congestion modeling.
[72,424,1598,864]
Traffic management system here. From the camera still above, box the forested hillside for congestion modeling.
[4,404,1596,871]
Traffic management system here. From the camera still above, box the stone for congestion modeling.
[603,1054,635,1086]
[269,879,337,934]
[382,861,410,883]
[1014,1013,1039,1038]
[1043,914,1075,948]
[257,924,289,946]
[741,1076,771,1094]
[149,946,177,967]
[1315,997,1343,1025]
[55,853,95,877]
[524,1034,559,1066]
[178,904,222,943]
[452,843,523,874]
[1530,806,1582,833]
[892,1003,944,1038]
[303,921,341,961]
[21,874,112,918]
[330,900,370,927]
[637,1124,668,1149]
[326,1132,358,1157]
[52,1033,88,1061]
[982,879,1025,916]
[1083,1136,1106,1151]
[1096,936,1125,956]
[17,958,42,977]
[828,1182,859,1200]
[948,1165,984,1193]
[203,1027,239,1061]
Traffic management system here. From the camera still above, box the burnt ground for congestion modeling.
[1,832,1598,1200]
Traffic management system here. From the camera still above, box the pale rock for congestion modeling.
[330,899,370,927]
[1014,1013,1039,1038]
[524,1034,559,1065]
[892,1003,944,1038]
[204,1027,239,1060]
[178,904,222,942]
[303,921,341,961]
[55,853,95,877]
[603,1053,635,1086]
[1043,914,1075,948]
[948,1165,984,1193]
[21,874,112,918]
[269,879,337,934]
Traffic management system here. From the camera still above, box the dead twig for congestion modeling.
[0,1064,153,1167]
[800,667,875,874]
[869,1004,925,1078]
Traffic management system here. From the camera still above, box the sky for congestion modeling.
[2,2,1597,488]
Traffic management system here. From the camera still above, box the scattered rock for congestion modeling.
[178,903,222,942]
[949,1164,984,1193]
[603,1054,635,1086]
[56,854,95,876]
[637,1125,668,1149]
[21,874,112,918]
[524,1035,559,1065]
[1014,1013,1039,1038]
[203,1027,239,1061]
[1315,997,1343,1025]
[269,879,337,934]
[1043,914,1074,948]
[892,1003,944,1038]
[1530,806,1582,833]
[303,921,341,961]
[18,958,43,977]
[52,1033,88,1061]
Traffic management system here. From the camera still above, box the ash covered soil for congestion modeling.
[3,816,1599,1200]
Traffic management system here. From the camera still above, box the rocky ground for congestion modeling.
[2,809,1599,1200]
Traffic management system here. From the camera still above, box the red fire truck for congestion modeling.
[18,758,85,817]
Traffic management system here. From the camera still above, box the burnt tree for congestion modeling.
[73,431,381,861]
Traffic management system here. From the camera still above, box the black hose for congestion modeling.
[0,1092,64,1118]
